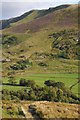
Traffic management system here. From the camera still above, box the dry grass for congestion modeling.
[30,101,80,118]
[2,100,80,118]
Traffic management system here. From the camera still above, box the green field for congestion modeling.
[1,4,80,119]
[3,73,79,96]
[2,85,27,91]
[2,4,79,99]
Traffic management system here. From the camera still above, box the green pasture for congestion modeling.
[2,73,79,96]
[2,85,27,91]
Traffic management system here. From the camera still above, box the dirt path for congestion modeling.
[21,104,41,120]
[21,105,33,118]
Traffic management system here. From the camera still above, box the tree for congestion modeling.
[26,80,36,87]
[8,76,17,85]
[28,89,36,100]
[53,82,65,89]
[43,86,56,101]
[44,80,56,86]
[19,78,27,86]
[56,89,63,102]
[19,79,35,87]
[38,62,48,67]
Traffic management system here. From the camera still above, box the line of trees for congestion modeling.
[2,79,80,104]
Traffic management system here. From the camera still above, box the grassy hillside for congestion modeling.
[1,4,79,94]
[1,4,79,102]
[1,4,80,119]
[2,101,80,118]
[1,10,34,29]
[1,5,70,30]
[2,4,78,34]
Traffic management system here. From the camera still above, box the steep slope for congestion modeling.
[1,5,79,119]
[0,10,33,29]
[2,4,78,34]
[1,4,79,77]
[0,4,70,30]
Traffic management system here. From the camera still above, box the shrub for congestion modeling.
[51,30,78,59]
[38,62,48,67]
[18,106,25,116]
[2,36,17,48]
[10,59,32,70]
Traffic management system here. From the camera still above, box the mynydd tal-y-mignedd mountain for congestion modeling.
[2,4,79,75]
[1,4,80,119]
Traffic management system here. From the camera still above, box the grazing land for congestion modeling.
[3,73,79,96]
[1,4,80,119]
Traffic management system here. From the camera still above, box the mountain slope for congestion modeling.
[0,10,33,29]
[1,4,79,80]
[1,4,79,98]
[2,4,78,34]
[0,4,70,30]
